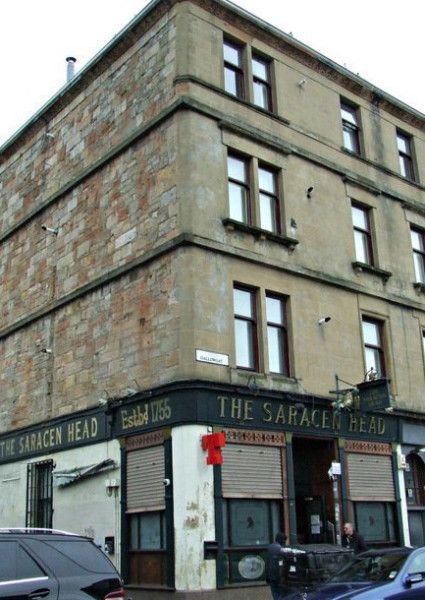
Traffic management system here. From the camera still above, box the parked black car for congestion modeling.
[0,528,124,600]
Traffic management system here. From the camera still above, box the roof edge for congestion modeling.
[1,0,424,158]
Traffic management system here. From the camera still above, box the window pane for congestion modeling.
[341,104,357,125]
[17,546,47,579]
[235,319,254,368]
[343,129,359,153]
[397,134,410,154]
[229,182,248,222]
[354,230,370,263]
[268,325,284,373]
[355,502,389,542]
[259,193,277,232]
[234,288,253,317]
[253,81,269,109]
[130,515,139,549]
[224,67,239,96]
[252,56,268,80]
[258,168,275,193]
[140,513,162,549]
[224,41,241,67]
[229,500,270,546]
[352,206,368,230]
[364,346,381,376]
[411,229,423,252]
[228,156,247,182]
[414,253,425,283]
[400,155,414,179]
[266,296,284,325]
[0,542,17,581]
[363,320,380,346]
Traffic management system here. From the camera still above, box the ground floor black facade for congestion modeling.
[0,381,423,598]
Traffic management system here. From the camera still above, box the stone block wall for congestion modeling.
[0,252,181,433]
[0,11,177,235]
[1,119,178,331]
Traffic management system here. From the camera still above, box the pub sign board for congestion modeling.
[0,411,108,464]
[113,388,398,442]
[357,378,392,412]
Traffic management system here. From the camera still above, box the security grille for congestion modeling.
[347,453,395,501]
[222,444,283,498]
[26,460,54,528]
[126,445,165,512]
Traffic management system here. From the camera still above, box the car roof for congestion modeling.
[0,528,90,539]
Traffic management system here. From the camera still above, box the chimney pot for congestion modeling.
[66,56,77,82]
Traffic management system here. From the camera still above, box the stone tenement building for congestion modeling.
[1,0,425,598]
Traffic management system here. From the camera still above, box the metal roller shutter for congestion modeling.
[126,445,165,512]
[347,453,395,501]
[222,444,283,498]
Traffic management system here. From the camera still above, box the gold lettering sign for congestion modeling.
[0,416,102,462]
[216,396,387,437]
[119,398,171,432]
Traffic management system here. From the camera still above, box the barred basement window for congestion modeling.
[26,460,54,528]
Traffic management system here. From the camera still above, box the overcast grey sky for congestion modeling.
[1,0,424,146]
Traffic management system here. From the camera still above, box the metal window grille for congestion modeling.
[26,460,54,528]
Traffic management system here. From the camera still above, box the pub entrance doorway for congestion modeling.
[293,436,338,544]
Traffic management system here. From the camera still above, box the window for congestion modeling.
[352,203,374,265]
[128,511,167,585]
[408,552,425,575]
[362,318,385,378]
[423,330,425,366]
[0,542,47,582]
[227,153,281,234]
[228,154,250,224]
[405,454,425,507]
[223,499,281,584]
[259,165,279,232]
[354,502,396,543]
[26,460,54,528]
[252,54,272,110]
[223,39,244,99]
[397,131,415,181]
[411,227,425,283]
[223,39,274,111]
[341,100,361,154]
[233,286,258,370]
[266,294,288,375]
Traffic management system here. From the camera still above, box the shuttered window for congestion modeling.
[347,453,395,501]
[126,445,165,512]
[222,444,283,498]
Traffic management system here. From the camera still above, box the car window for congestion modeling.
[17,545,47,579]
[25,539,116,575]
[0,542,16,581]
[408,552,425,574]
[329,553,408,583]
[0,541,46,581]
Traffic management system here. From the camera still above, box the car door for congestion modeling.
[387,550,425,599]
[0,540,58,600]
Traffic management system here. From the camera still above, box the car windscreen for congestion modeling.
[328,552,408,583]
[24,539,118,576]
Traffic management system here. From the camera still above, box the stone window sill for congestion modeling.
[222,218,298,250]
[413,282,425,294]
[352,261,392,282]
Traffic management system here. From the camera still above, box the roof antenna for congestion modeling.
[66,57,77,83]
